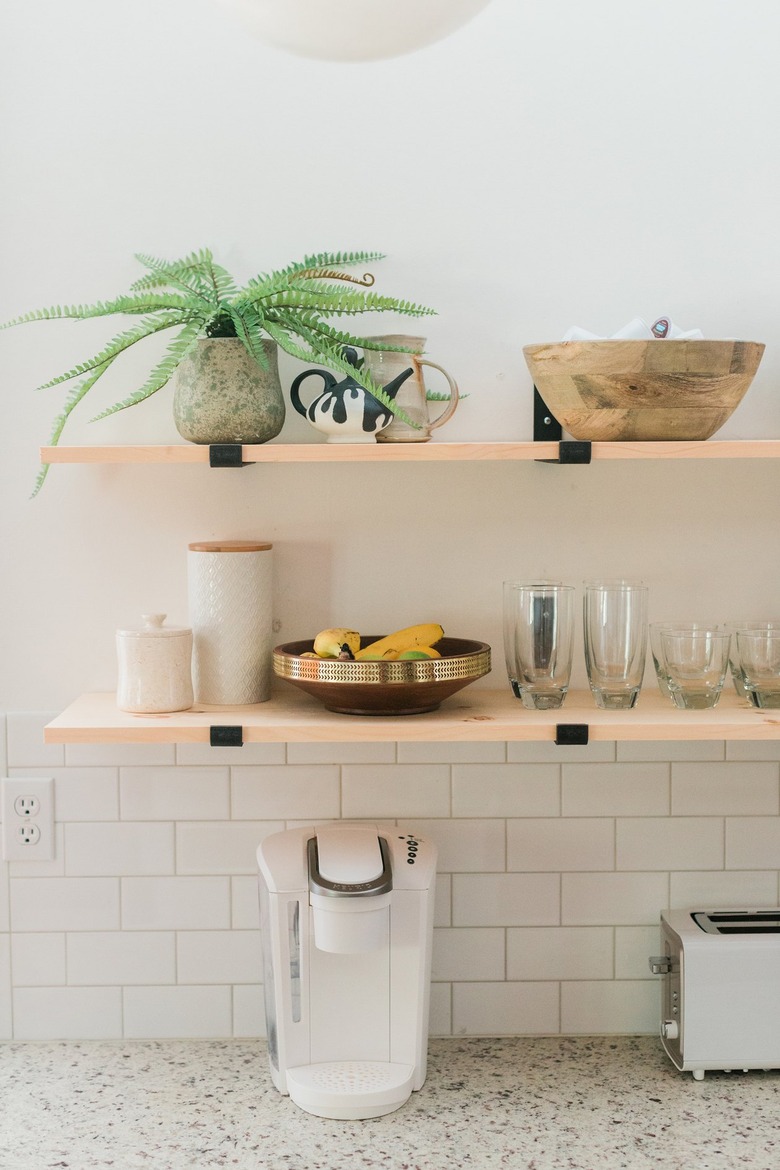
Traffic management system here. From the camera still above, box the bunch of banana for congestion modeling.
[310,623,444,661]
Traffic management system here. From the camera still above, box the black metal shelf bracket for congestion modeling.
[209,725,244,747]
[555,724,589,746]
[209,444,245,468]
[533,386,591,465]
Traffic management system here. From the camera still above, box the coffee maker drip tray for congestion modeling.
[285,1060,415,1120]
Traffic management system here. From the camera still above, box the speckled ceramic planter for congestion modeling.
[173,337,285,444]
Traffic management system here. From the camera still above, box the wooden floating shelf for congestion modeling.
[44,688,780,745]
[39,440,780,465]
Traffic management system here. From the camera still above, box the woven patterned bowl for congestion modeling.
[523,339,765,441]
[273,636,491,715]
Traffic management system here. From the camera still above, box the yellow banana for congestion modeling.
[313,628,361,659]
[355,623,444,661]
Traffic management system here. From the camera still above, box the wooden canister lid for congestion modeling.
[188,540,272,553]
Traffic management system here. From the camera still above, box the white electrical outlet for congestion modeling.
[1,777,55,861]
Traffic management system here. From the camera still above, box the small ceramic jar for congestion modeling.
[116,614,194,713]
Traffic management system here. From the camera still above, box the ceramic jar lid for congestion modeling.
[117,613,191,639]
[188,541,272,553]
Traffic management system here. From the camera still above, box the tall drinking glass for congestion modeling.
[503,583,575,710]
[583,580,648,709]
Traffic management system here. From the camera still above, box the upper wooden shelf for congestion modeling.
[44,687,780,745]
[39,440,780,465]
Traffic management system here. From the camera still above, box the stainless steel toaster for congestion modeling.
[650,908,780,1080]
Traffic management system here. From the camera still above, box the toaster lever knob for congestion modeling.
[662,1020,679,1040]
[649,955,673,974]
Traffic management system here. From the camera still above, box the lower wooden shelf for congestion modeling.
[44,687,780,745]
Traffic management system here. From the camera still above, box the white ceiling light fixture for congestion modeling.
[215,0,494,62]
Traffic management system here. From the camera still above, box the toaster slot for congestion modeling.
[693,911,780,934]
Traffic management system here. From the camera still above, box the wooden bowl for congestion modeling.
[523,340,765,441]
[273,636,491,715]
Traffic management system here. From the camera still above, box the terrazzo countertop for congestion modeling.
[2,1036,779,1170]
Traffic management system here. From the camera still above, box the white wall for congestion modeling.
[2,0,780,1039]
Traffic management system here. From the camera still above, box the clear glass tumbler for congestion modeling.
[659,629,731,710]
[583,580,648,709]
[503,583,575,710]
[726,621,780,698]
[735,629,780,708]
[650,622,720,700]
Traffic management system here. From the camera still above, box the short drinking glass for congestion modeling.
[651,622,720,700]
[735,630,780,708]
[583,580,648,709]
[726,621,780,698]
[503,583,575,710]
[659,629,731,710]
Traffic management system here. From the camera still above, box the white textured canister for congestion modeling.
[188,540,273,705]
[116,614,194,713]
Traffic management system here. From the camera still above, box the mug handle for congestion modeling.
[289,369,333,418]
[417,359,459,430]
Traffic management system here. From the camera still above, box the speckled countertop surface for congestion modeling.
[2,1036,779,1170]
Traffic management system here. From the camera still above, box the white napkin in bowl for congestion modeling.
[562,317,705,342]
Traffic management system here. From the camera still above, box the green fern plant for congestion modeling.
[2,248,435,492]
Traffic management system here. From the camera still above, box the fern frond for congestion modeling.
[36,315,190,390]
[228,305,271,371]
[90,320,202,420]
[273,309,420,355]
[131,252,216,304]
[249,288,435,318]
[32,359,114,496]
[245,251,386,294]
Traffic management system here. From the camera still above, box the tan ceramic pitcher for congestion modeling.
[362,335,459,442]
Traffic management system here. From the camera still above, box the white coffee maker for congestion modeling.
[257,821,437,1120]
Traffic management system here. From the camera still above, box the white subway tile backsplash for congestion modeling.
[671,763,779,816]
[121,877,230,930]
[13,987,122,1039]
[670,870,779,908]
[64,822,174,876]
[0,935,11,1039]
[123,986,232,1038]
[616,818,724,871]
[614,926,659,979]
[726,817,780,869]
[508,741,615,763]
[406,819,505,873]
[177,930,262,984]
[66,743,176,767]
[452,763,559,818]
[67,932,175,985]
[453,982,559,1035]
[11,878,120,933]
[233,984,266,1038]
[342,764,450,820]
[560,980,657,1034]
[453,874,560,927]
[432,928,505,982]
[11,933,66,986]
[562,872,669,926]
[4,714,780,1043]
[176,821,283,876]
[120,767,229,821]
[176,742,285,766]
[231,766,340,820]
[617,740,724,762]
[507,927,613,981]
[398,742,505,764]
[7,713,64,767]
[562,764,669,817]
[508,818,615,872]
[289,742,395,764]
[232,876,261,930]
[428,981,452,1036]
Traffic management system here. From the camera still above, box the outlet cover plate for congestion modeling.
[1,777,55,861]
